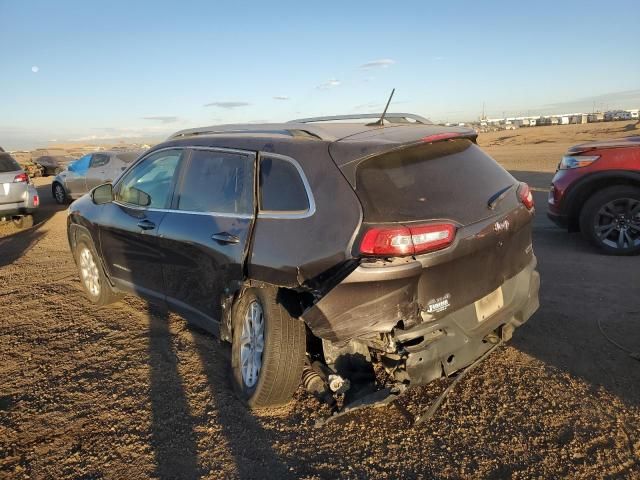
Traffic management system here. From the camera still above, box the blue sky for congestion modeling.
[1,0,639,149]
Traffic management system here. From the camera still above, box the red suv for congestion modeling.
[548,136,640,255]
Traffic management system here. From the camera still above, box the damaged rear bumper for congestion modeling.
[388,257,539,385]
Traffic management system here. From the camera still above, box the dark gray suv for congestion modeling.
[66,114,540,410]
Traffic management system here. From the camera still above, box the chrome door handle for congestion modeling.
[137,219,156,230]
[211,232,240,244]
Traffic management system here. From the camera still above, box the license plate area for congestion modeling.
[474,287,504,322]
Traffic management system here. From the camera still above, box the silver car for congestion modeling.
[0,152,39,229]
[52,150,142,204]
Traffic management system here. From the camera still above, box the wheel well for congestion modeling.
[567,177,640,232]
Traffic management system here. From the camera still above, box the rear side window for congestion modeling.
[176,149,253,215]
[90,154,110,168]
[0,154,20,173]
[259,155,309,212]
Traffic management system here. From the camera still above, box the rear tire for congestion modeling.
[53,183,68,204]
[231,287,306,408]
[13,215,34,230]
[579,185,640,256]
[74,234,121,306]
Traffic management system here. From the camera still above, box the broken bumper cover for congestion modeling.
[393,257,540,385]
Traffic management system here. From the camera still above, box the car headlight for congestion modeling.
[559,155,600,170]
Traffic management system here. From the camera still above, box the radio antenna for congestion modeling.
[366,88,395,126]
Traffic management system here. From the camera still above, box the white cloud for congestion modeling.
[204,101,251,109]
[316,79,341,90]
[142,116,179,124]
[273,96,290,101]
[359,59,395,69]
[31,66,39,73]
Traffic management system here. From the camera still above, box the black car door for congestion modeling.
[97,148,185,301]
[158,147,256,333]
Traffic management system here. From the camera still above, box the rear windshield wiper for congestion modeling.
[487,184,516,210]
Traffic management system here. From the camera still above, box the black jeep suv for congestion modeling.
[67,114,540,408]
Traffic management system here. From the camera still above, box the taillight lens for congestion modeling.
[33,195,40,207]
[360,223,456,256]
[13,173,28,183]
[518,182,534,210]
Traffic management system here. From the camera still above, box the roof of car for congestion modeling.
[167,113,436,143]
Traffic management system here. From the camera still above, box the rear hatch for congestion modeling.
[302,129,535,342]
[0,154,28,205]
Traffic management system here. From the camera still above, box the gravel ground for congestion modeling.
[1,141,639,478]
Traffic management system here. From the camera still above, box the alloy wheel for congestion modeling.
[79,247,101,296]
[54,185,65,203]
[240,300,265,388]
[594,197,640,250]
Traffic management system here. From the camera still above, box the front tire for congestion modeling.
[231,287,306,408]
[53,183,68,205]
[579,185,640,255]
[74,234,121,306]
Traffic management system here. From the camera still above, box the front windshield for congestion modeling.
[69,154,91,174]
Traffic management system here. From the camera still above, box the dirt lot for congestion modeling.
[1,123,639,479]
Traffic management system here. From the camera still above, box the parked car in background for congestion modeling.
[548,136,640,255]
[35,155,76,176]
[67,114,540,410]
[52,150,142,204]
[0,152,40,228]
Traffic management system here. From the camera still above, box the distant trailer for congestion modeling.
[550,117,559,125]
[559,116,570,125]
[588,113,604,122]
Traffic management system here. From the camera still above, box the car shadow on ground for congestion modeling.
[144,300,292,479]
[0,224,47,268]
[504,174,640,407]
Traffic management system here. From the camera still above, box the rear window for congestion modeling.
[355,140,515,224]
[0,154,21,173]
[259,156,309,212]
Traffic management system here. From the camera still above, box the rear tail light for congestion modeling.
[13,173,28,183]
[33,195,40,207]
[360,223,456,256]
[518,182,534,210]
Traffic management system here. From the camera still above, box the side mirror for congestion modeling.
[92,183,114,205]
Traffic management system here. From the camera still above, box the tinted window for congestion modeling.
[176,150,253,214]
[115,150,182,208]
[90,153,110,168]
[0,154,20,173]
[259,156,309,212]
[355,140,514,224]
[115,152,140,164]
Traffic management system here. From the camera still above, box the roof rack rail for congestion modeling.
[288,113,432,125]
[167,125,325,141]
